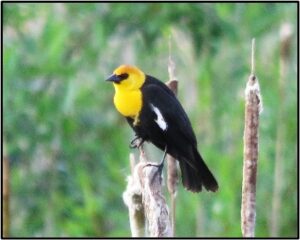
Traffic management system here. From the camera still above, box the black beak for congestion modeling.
[106,74,121,83]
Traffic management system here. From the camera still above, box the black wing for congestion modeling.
[139,76,197,157]
[128,75,218,192]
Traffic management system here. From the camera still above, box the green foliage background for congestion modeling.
[3,2,298,237]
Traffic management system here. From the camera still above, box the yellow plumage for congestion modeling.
[111,65,145,122]
[113,89,142,118]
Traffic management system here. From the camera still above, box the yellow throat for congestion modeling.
[113,88,142,118]
[111,65,146,122]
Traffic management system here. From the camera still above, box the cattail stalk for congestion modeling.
[165,35,179,237]
[124,146,172,237]
[123,153,145,237]
[241,39,263,237]
[137,161,172,237]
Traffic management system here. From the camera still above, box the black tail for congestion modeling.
[179,148,218,193]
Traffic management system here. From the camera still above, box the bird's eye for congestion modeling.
[118,73,129,80]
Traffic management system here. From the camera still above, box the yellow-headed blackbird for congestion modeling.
[106,65,218,192]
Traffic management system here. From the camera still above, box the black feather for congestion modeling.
[127,75,218,192]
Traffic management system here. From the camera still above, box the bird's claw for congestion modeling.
[142,147,167,185]
[129,137,145,149]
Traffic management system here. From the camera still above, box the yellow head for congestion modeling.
[106,65,146,91]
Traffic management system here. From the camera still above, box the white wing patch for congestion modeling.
[150,104,168,131]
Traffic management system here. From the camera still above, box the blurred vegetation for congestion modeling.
[3,2,297,237]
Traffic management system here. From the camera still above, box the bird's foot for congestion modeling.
[143,147,168,185]
[129,136,145,149]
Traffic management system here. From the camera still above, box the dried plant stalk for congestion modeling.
[165,35,179,237]
[123,153,145,237]
[165,81,178,236]
[241,39,262,237]
[124,149,172,237]
[166,154,177,236]
[136,162,172,237]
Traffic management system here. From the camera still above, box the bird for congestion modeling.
[106,65,218,192]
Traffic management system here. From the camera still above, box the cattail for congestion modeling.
[165,35,179,236]
[123,142,172,237]
[137,161,172,237]
[123,153,145,237]
[241,39,263,237]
